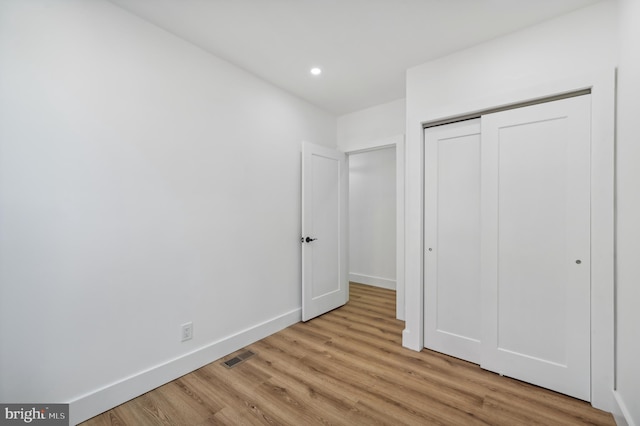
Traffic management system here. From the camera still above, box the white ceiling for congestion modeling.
[109,0,602,115]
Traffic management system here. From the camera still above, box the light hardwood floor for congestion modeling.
[83,283,615,425]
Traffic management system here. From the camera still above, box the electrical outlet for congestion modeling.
[181,322,193,342]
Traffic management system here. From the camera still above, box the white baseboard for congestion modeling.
[69,308,301,425]
[612,390,636,426]
[349,273,396,290]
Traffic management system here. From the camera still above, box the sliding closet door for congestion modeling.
[424,119,481,364]
[480,96,591,401]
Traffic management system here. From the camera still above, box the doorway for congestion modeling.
[343,137,405,321]
[348,147,397,291]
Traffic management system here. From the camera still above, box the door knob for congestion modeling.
[305,237,317,243]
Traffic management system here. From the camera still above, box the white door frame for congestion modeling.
[403,70,616,412]
[344,134,405,320]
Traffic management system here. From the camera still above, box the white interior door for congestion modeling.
[301,141,348,322]
[480,95,591,401]
[424,119,482,364]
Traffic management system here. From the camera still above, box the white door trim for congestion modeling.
[403,69,615,412]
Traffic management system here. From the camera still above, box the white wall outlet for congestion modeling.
[181,322,193,342]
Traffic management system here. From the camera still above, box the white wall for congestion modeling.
[349,148,396,289]
[337,98,405,152]
[0,0,336,423]
[614,1,640,424]
[404,0,617,412]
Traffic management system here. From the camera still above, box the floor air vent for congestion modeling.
[222,350,256,369]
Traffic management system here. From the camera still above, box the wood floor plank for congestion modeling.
[82,283,614,426]
[250,341,362,406]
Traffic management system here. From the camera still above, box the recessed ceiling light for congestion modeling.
[310,67,322,76]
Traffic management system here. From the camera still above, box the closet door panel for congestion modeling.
[424,119,481,363]
[480,96,591,401]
